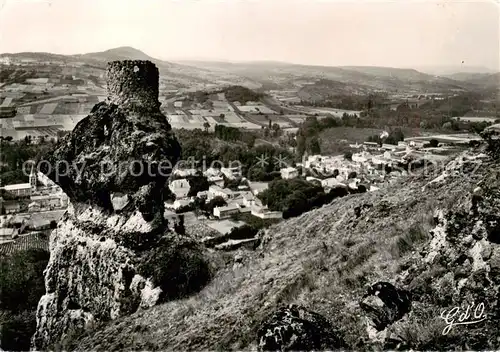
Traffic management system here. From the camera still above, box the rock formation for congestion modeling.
[32,61,211,349]
[257,304,345,351]
[359,282,411,331]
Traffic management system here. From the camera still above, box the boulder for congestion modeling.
[257,304,345,351]
[360,282,411,331]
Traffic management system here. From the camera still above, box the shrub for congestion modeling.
[0,310,37,351]
[391,223,430,258]
[137,239,212,301]
[0,249,49,312]
[0,249,49,351]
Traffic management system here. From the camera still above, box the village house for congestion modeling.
[352,151,371,164]
[208,175,225,187]
[221,166,242,180]
[0,199,20,214]
[251,207,283,220]
[30,195,64,209]
[213,204,240,219]
[197,190,209,199]
[321,177,340,190]
[204,167,222,178]
[173,198,194,212]
[280,167,299,180]
[28,202,41,213]
[207,185,235,200]
[0,227,17,243]
[382,144,397,151]
[364,141,379,148]
[1,183,32,198]
[173,168,198,178]
[168,179,191,199]
[248,181,269,196]
[409,141,426,149]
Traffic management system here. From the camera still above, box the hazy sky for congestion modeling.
[0,0,499,70]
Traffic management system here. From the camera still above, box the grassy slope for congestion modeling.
[64,150,493,351]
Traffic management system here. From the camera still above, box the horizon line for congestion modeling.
[0,46,498,73]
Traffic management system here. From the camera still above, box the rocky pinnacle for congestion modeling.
[41,60,181,224]
[106,60,161,112]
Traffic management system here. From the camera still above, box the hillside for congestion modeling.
[2,48,489,93]
[75,46,156,62]
[466,73,500,89]
[0,47,229,87]
[62,145,500,351]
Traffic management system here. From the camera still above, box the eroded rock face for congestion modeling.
[257,304,345,351]
[32,61,194,350]
[360,282,411,331]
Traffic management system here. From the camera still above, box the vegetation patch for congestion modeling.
[0,249,50,351]
[137,238,212,301]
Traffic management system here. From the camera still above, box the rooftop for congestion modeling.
[2,183,31,191]
[215,204,240,212]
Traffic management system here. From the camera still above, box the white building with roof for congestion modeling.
[208,175,225,187]
[213,204,240,219]
[221,166,242,180]
[168,179,191,199]
[1,183,32,197]
[321,178,340,189]
[280,167,299,180]
[248,182,269,196]
[208,185,234,200]
[251,207,283,219]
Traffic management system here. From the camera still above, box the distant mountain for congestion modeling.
[465,72,500,88]
[339,66,437,81]
[0,47,227,86]
[442,72,493,82]
[182,60,471,93]
[414,65,498,76]
[1,48,491,93]
[75,46,155,62]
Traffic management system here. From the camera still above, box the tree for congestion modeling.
[203,122,210,133]
[344,151,353,161]
[219,113,225,120]
[187,175,209,197]
[272,123,281,137]
[296,133,306,157]
[348,171,357,179]
[307,137,321,155]
[206,196,227,215]
[429,139,439,148]
[268,119,272,129]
